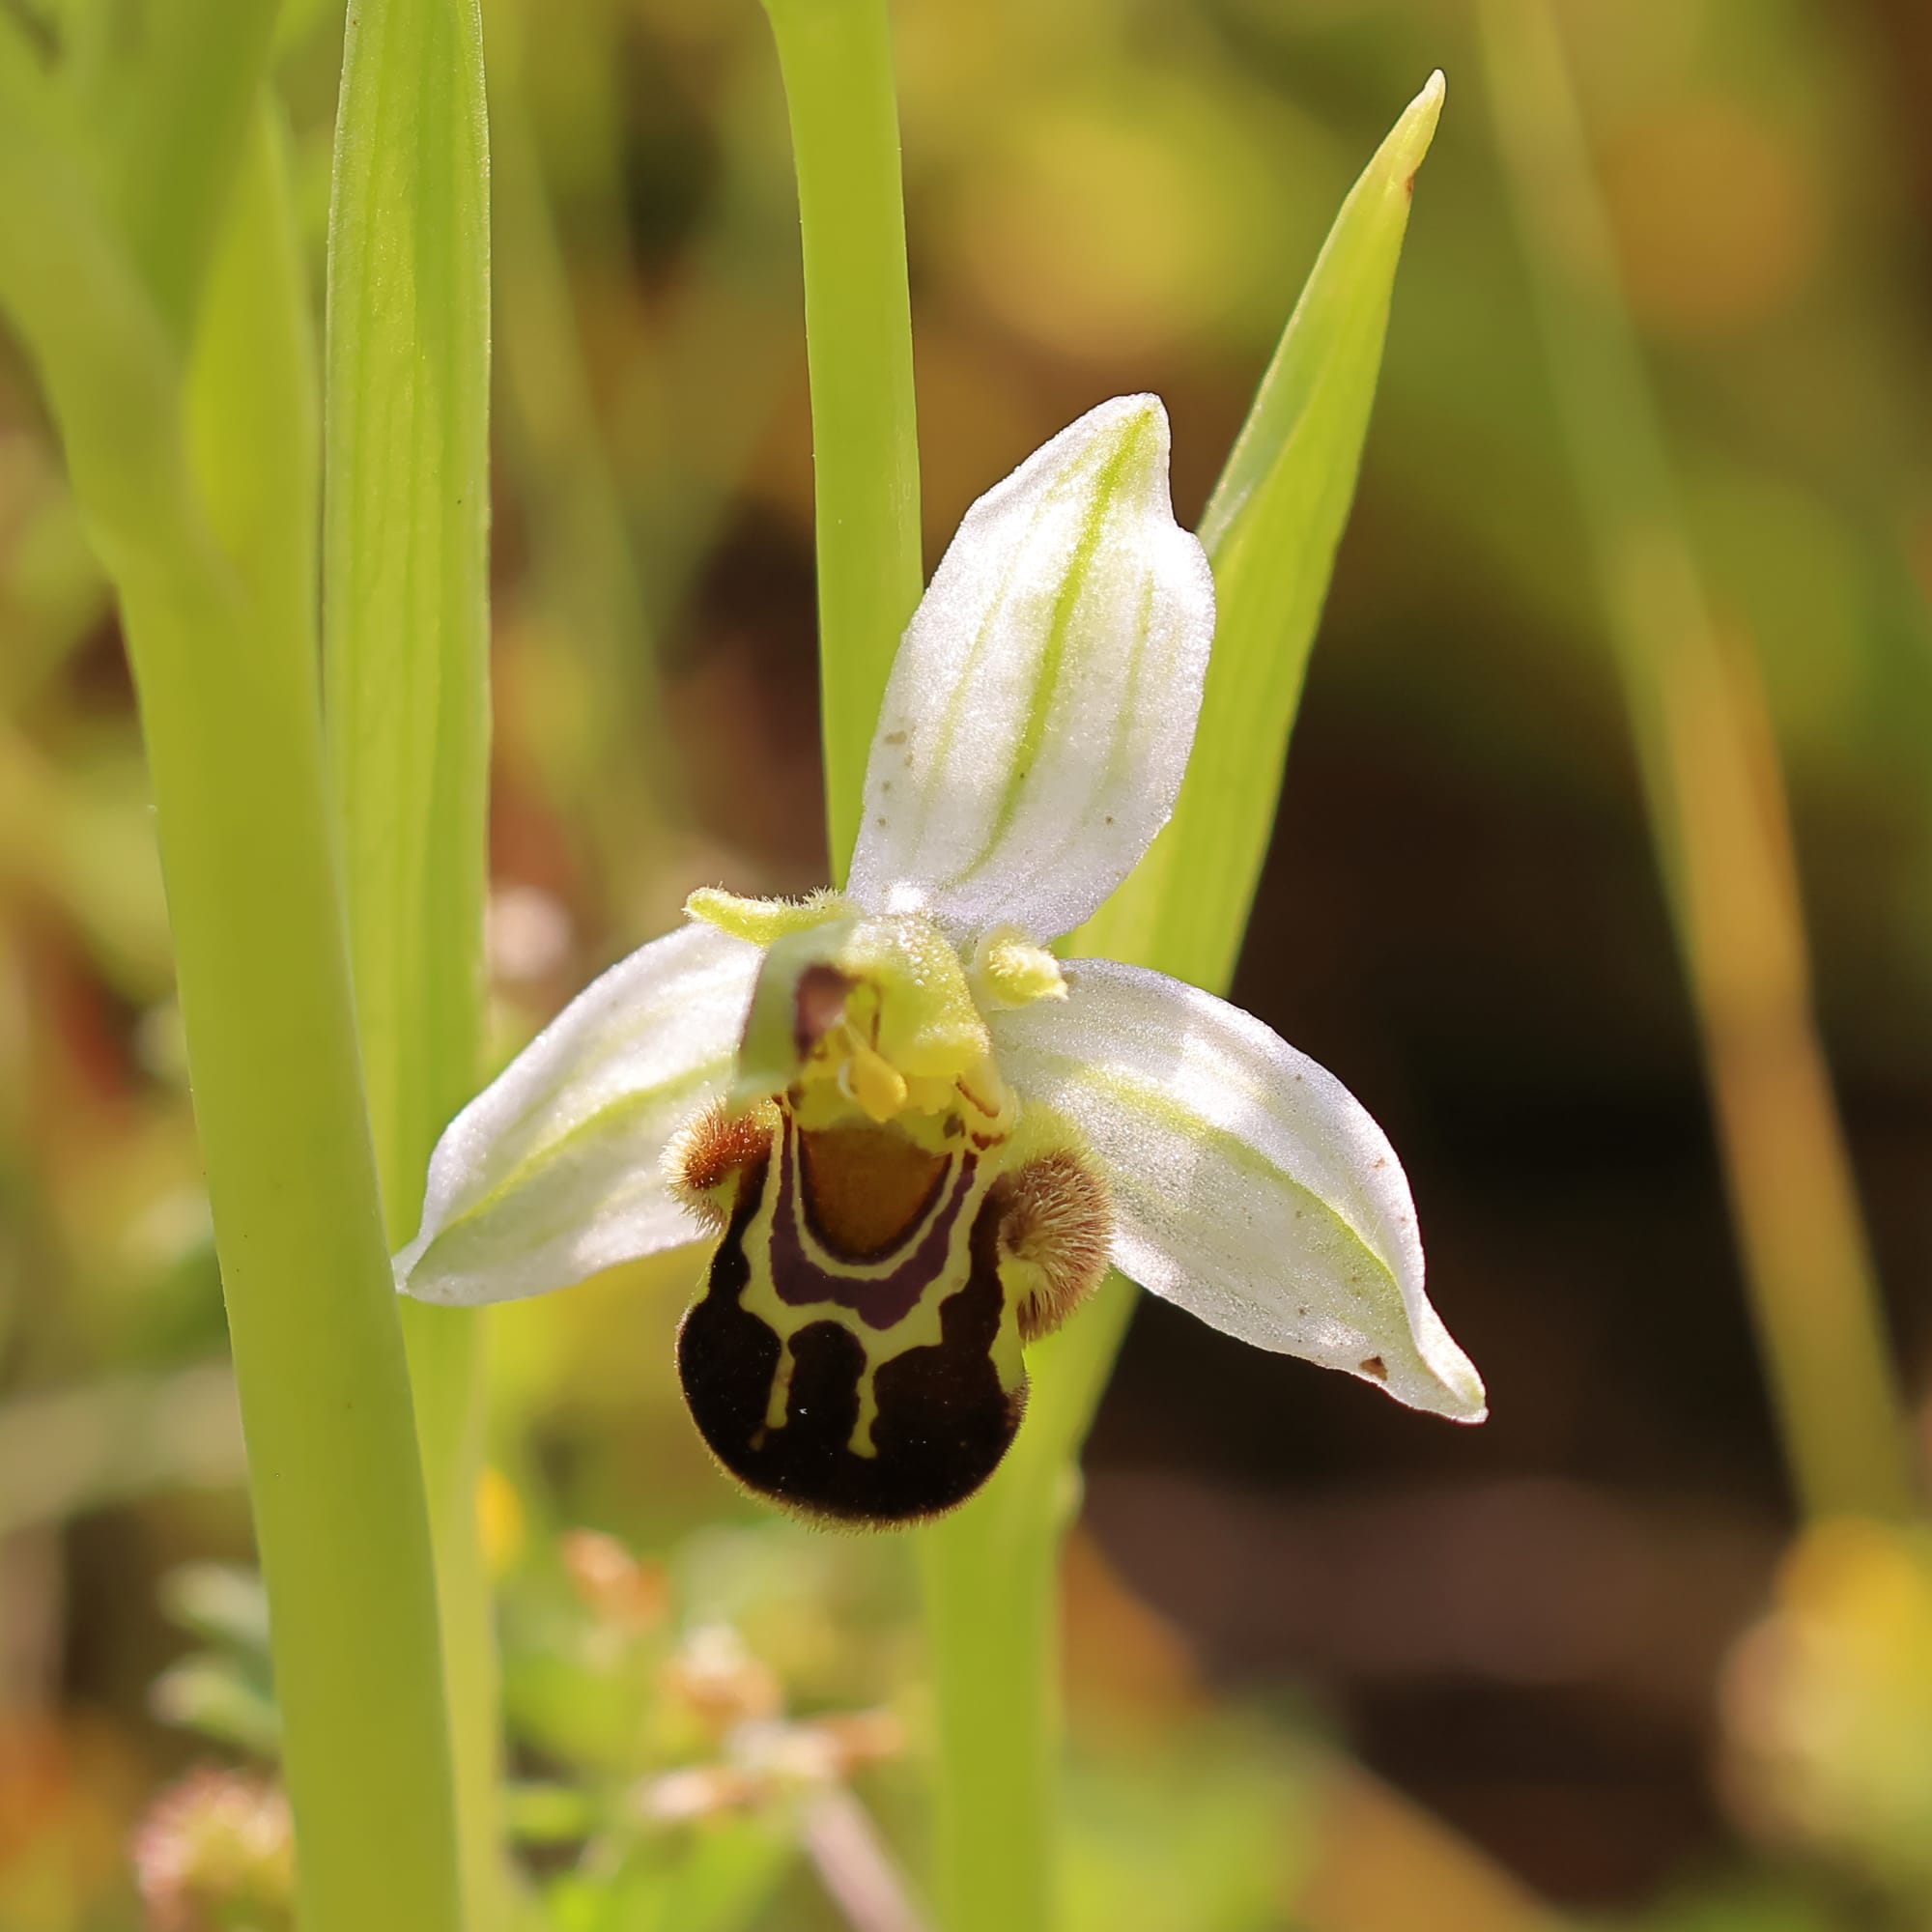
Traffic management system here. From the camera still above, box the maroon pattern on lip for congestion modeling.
[676,1149,1024,1524]
[768,1116,979,1330]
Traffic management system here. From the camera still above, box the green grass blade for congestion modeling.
[324,0,500,1920]
[1479,0,1915,1523]
[762,0,922,876]
[0,43,462,1932]
[1079,72,1444,991]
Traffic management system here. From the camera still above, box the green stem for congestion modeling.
[762,0,923,876]
[1481,0,1917,1523]
[918,1280,1136,1932]
[399,1305,498,1923]
[324,0,501,1918]
[0,48,462,1932]
[766,8,1441,1915]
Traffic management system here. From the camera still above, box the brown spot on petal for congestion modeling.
[1358,1355,1387,1382]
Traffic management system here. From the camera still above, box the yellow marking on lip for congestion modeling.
[763,1338,797,1435]
[851,1374,881,1459]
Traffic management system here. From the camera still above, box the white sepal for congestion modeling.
[847,396,1213,945]
[394,921,760,1306]
[990,960,1486,1422]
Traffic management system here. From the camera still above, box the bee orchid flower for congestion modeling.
[395,395,1486,1524]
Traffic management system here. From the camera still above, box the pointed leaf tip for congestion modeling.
[1388,71,1447,188]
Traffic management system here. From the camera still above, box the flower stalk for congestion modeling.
[761,0,923,871]
[916,1278,1136,1932]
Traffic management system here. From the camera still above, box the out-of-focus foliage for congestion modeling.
[1722,1520,1932,1904]
[6,0,1932,1926]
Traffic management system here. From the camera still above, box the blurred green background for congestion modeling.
[5,0,1932,1925]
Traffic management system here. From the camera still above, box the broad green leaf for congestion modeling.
[104,0,281,342]
[325,1,498,1922]
[0,22,201,569]
[186,105,317,677]
[1078,72,1446,994]
[0,37,465,1932]
[325,0,492,1236]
